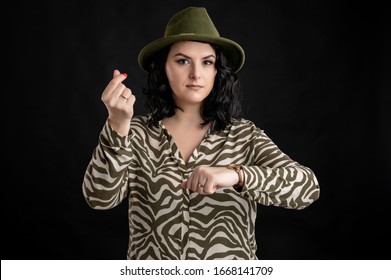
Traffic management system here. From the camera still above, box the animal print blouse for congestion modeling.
[82,115,320,259]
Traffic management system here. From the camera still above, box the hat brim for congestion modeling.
[138,34,245,73]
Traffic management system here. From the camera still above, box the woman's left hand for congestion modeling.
[181,166,241,195]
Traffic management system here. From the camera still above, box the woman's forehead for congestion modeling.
[169,41,216,56]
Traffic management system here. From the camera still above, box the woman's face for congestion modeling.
[165,41,217,107]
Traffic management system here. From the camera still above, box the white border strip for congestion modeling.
[2,260,390,280]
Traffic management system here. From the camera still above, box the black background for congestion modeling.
[5,0,390,260]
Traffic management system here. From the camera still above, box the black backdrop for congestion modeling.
[5,0,390,260]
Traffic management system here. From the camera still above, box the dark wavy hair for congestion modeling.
[142,43,243,131]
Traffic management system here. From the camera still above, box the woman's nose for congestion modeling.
[189,64,201,79]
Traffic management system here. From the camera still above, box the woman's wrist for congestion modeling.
[238,169,244,186]
[108,117,131,136]
[227,164,244,187]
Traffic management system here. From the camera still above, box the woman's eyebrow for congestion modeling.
[173,53,216,59]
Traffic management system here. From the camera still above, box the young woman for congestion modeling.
[82,6,320,260]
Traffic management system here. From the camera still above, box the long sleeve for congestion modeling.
[239,123,320,209]
[82,120,133,209]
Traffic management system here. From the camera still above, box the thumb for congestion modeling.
[113,69,121,78]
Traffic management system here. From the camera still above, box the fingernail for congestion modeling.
[123,73,128,77]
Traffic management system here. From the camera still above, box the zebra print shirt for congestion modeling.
[82,115,320,259]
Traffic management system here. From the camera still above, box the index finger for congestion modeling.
[102,71,128,98]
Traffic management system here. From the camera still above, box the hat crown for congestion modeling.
[164,7,220,38]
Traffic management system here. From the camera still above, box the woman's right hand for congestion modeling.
[101,69,136,136]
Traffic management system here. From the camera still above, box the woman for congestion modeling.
[82,6,320,260]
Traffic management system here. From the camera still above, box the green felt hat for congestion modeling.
[138,6,245,73]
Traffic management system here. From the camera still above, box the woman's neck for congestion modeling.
[168,107,204,126]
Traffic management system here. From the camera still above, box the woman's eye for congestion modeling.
[176,59,189,64]
[203,60,214,65]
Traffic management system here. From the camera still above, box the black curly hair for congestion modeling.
[142,43,243,131]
